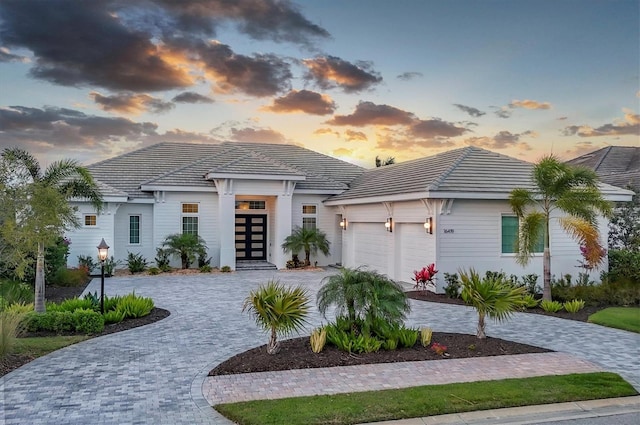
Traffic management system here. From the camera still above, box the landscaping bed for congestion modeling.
[210,333,550,376]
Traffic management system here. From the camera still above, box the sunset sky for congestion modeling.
[1,0,638,168]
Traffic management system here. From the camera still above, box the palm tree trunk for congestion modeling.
[305,249,311,266]
[543,247,551,301]
[267,327,280,354]
[34,241,46,313]
[477,312,486,339]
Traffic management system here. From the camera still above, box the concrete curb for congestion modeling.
[358,396,640,425]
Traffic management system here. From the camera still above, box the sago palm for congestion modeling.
[243,280,310,354]
[162,233,207,269]
[459,269,527,339]
[281,226,330,266]
[1,148,103,312]
[509,155,611,301]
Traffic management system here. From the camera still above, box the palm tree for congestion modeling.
[242,280,310,354]
[161,233,207,269]
[1,148,103,312]
[375,156,395,167]
[281,226,330,266]
[317,267,410,331]
[509,155,611,301]
[459,269,526,339]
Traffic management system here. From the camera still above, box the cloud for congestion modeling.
[463,130,536,150]
[313,127,340,137]
[229,126,287,143]
[375,130,457,151]
[263,89,336,115]
[396,72,423,81]
[151,0,330,47]
[0,1,193,92]
[560,141,602,160]
[453,104,486,117]
[332,148,354,157]
[0,46,28,63]
[303,56,382,93]
[492,106,512,119]
[557,116,568,121]
[409,119,468,139]
[172,92,214,104]
[562,110,640,137]
[345,130,367,141]
[195,40,292,97]
[326,101,415,126]
[509,99,552,110]
[90,92,174,114]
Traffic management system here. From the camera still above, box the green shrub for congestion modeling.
[0,280,34,307]
[199,265,212,273]
[72,308,104,333]
[51,267,89,287]
[56,297,96,313]
[154,248,172,272]
[521,294,540,309]
[521,274,540,295]
[148,266,161,275]
[443,273,460,299]
[541,300,564,313]
[382,338,398,350]
[77,255,97,274]
[220,265,231,273]
[608,249,640,284]
[53,311,75,332]
[103,294,123,312]
[4,302,34,315]
[116,293,154,318]
[563,299,586,313]
[127,252,148,274]
[103,309,125,324]
[397,328,418,348]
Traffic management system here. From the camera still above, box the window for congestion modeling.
[84,215,97,226]
[129,215,140,244]
[182,203,199,235]
[501,216,544,254]
[235,200,265,210]
[302,204,317,230]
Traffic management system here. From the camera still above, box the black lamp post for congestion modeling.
[97,238,109,314]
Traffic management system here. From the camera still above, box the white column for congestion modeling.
[273,186,293,269]
[216,179,236,270]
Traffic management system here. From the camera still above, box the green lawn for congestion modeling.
[14,335,89,357]
[215,373,637,425]
[588,307,640,333]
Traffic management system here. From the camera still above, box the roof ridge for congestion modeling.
[210,145,305,175]
[593,146,612,171]
[140,145,234,185]
[427,146,476,191]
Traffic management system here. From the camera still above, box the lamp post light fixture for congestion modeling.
[424,217,433,234]
[97,238,109,314]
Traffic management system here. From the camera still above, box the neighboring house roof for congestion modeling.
[89,142,364,198]
[566,146,640,191]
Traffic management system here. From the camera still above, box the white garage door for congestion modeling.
[399,223,436,284]
[352,222,390,276]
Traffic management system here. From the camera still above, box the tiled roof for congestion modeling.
[328,146,537,201]
[88,142,364,198]
[566,146,640,190]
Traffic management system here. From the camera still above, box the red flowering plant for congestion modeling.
[430,342,447,356]
[578,243,606,271]
[412,263,438,291]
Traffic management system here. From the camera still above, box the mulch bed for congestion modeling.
[210,333,551,376]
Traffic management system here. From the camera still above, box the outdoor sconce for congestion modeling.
[424,217,433,234]
[96,238,109,314]
[339,218,347,230]
[385,217,393,232]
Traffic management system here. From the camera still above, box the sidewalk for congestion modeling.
[360,396,640,425]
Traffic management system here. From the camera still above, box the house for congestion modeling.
[66,143,633,289]
[566,146,640,192]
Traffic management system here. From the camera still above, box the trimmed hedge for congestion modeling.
[25,309,104,334]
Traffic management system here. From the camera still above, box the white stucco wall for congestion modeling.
[66,202,116,268]
[291,194,338,266]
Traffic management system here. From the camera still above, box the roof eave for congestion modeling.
[140,184,216,192]
[205,172,306,181]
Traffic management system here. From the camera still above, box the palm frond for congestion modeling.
[1,147,41,180]
[509,188,536,217]
[515,212,545,266]
[559,216,606,268]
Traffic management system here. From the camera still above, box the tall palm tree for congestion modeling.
[243,280,310,354]
[459,269,526,339]
[281,226,330,266]
[1,148,103,312]
[509,155,611,301]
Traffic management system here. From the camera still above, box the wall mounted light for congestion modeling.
[424,217,433,234]
[339,218,347,230]
[385,217,393,232]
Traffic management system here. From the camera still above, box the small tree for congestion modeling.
[609,187,640,251]
[243,280,310,354]
[459,269,527,339]
[281,226,330,266]
[162,233,207,269]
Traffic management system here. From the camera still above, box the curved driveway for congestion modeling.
[1,270,639,425]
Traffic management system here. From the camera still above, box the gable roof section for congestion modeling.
[327,147,537,203]
[89,142,364,198]
[566,146,640,190]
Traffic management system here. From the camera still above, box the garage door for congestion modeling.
[398,223,436,284]
[352,222,390,276]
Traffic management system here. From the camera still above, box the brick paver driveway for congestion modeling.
[1,270,639,424]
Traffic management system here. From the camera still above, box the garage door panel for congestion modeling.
[399,223,435,283]
[353,223,389,276]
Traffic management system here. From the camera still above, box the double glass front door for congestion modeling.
[235,214,266,260]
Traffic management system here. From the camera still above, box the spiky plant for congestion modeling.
[243,280,310,354]
[460,269,527,339]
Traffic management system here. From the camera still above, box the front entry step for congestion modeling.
[235,261,277,271]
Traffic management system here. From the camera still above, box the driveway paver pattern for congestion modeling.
[1,270,639,425]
